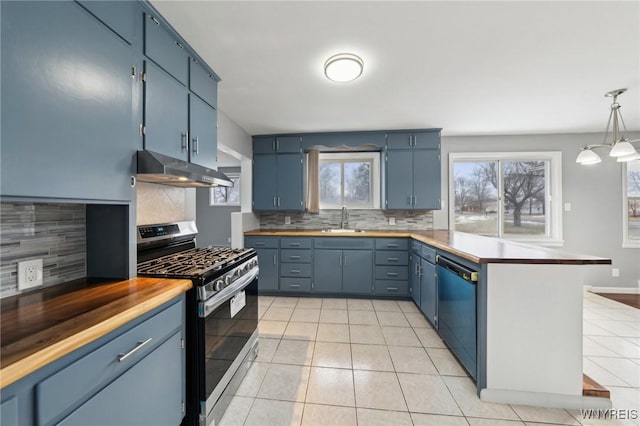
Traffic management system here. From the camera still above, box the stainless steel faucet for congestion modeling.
[340,206,349,229]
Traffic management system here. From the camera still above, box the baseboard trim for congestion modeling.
[587,286,640,294]
[480,388,612,410]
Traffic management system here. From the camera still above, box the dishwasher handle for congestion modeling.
[436,255,478,284]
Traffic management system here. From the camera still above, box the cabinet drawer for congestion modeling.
[280,263,311,278]
[421,246,436,264]
[245,236,279,249]
[375,251,409,266]
[189,59,217,108]
[280,237,312,249]
[374,280,409,296]
[375,238,408,251]
[411,240,421,254]
[144,14,188,85]
[36,300,182,425]
[375,265,409,281]
[313,238,374,249]
[280,249,312,263]
[280,278,311,292]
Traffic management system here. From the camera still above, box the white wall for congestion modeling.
[436,132,640,289]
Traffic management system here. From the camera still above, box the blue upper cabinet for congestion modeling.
[189,94,217,169]
[385,129,441,210]
[252,155,278,210]
[189,59,218,108]
[252,152,303,211]
[77,1,138,45]
[276,154,304,210]
[144,13,188,85]
[253,136,301,154]
[144,60,189,161]
[1,1,136,201]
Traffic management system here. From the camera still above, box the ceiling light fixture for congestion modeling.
[576,88,640,165]
[324,53,363,83]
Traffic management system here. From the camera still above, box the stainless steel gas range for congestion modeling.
[136,221,259,426]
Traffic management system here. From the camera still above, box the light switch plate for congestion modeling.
[18,259,44,291]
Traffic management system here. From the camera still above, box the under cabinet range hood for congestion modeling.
[136,150,233,188]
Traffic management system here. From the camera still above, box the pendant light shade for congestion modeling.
[576,149,602,165]
[576,89,638,165]
[324,53,364,82]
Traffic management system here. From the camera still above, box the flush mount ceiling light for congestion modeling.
[576,88,640,165]
[324,53,364,83]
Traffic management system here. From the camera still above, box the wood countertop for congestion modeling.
[0,277,192,389]
[244,229,611,265]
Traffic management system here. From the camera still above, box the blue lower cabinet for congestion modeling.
[409,255,421,306]
[313,250,343,293]
[420,259,437,327]
[57,332,183,426]
[342,250,373,294]
[0,397,18,426]
[255,248,278,291]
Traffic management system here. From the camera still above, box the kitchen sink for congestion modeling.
[321,229,364,233]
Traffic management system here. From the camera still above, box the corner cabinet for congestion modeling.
[0,0,137,201]
[385,130,441,210]
[0,296,186,426]
[252,136,304,211]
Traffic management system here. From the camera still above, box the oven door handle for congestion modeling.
[199,267,259,318]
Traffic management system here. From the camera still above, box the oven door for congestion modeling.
[200,268,258,424]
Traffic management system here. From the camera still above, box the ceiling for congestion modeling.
[151,1,640,137]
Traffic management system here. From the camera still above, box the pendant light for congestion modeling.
[576,89,639,165]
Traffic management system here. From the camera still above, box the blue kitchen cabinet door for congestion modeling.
[342,250,373,294]
[421,258,437,327]
[77,1,137,44]
[386,132,414,150]
[277,154,304,211]
[413,149,441,210]
[313,250,343,293]
[276,136,301,153]
[144,13,188,85]
[410,255,421,307]
[252,155,278,210]
[1,1,136,201]
[145,60,189,161]
[189,59,218,108]
[0,397,18,426]
[255,248,279,291]
[253,136,276,154]
[413,131,440,150]
[385,151,414,209]
[58,332,184,426]
[189,94,217,169]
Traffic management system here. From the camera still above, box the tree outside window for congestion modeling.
[318,152,379,209]
[209,175,240,206]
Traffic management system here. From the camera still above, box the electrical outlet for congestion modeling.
[612,268,620,278]
[388,217,396,225]
[18,259,43,291]
[284,216,291,225]
[564,203,571,212]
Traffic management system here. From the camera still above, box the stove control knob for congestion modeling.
[235,269,242,277]
[242,264,249,273]
[214,280,224,291]
[225,275,233,286]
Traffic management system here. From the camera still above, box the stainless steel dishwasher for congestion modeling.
[436,255,478,380]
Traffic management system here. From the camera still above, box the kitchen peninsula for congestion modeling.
[245,229,612,410]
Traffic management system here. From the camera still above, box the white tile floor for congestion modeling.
[220,291,640,426]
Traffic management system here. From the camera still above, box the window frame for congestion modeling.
[448,151,563,246]
[209,173,241,207]
[318,152,381,210]
[623,161,640,248]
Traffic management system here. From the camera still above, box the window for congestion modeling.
[318,152,380,209]
[209,174,240,206]
[623,161,640,248]
[449,152,563,245]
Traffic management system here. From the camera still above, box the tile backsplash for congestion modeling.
[259,209,433,230]
[1,202,86,298]
[136,182,188,225]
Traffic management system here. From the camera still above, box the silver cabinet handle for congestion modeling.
[414,196,417,206]
[181,132,188,151]
[118,338,152,362]
[277,197,281,207]
[387,272,399,277]
[272,140,276,151]
[289,255,301,260]
[339,256,342,266]
[276,140,280,150]
[343,255,347,266]
[289,284,301,288]
[408,135,412,146]
[273,254,277,265]
[254,242,265,247]
[289,242,301,247]
[387,287,399,292]
[387,257,399,262]
[289,269,301,274]
[387,243,398,248]
[273,197,277,206]
[408,196,412,206]
[415,263,420,274]
[192,136,199,155]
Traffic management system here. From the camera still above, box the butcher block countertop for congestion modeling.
[0,277,192,389]
[244,229,611,265]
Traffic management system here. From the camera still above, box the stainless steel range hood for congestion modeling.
[136,150,233,187]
